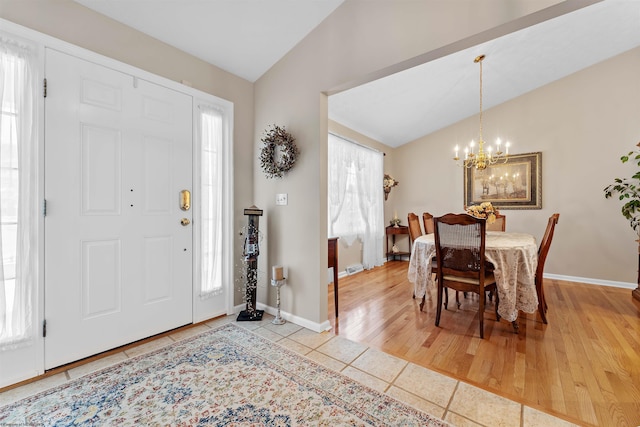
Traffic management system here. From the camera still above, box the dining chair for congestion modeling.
[409,212,445,309]
[422,212,435,234]
[536,213,560,324]
[408,212,428,308]
[407,212,423,243]
[423,211,464,309]
[434,213,499,339]
[486,213,506,232]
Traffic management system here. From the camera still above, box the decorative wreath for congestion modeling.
[259,125,299,179]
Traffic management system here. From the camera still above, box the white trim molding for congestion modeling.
[234,303,332,333]
[544,273,636,289]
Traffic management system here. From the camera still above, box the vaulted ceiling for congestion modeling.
[75,1,640,147]
[75,0,344,82]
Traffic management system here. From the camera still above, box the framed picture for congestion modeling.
[464,152,542,209]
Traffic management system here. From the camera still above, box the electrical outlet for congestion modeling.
[276,193,288,205]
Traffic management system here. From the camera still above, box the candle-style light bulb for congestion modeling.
[505,141,510,154]
[454,145,459,158]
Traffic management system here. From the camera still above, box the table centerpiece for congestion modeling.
[466,202,499,224]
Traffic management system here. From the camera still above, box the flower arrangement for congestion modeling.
[466,202,499,224]
[259,125,299,179]
[383,174,399,201]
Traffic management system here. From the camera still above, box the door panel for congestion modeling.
[44,49,193,369]
[82,240,121,318]
[143,236,172,303]
[81,124,121,214]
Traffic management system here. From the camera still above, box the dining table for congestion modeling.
[408,231,539,322]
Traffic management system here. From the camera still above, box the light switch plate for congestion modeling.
[276,193,288,205]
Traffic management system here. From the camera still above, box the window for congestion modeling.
[327,133,384,269]
[0,35,37,347]
[199,106,223,298]
[0,57,19,342]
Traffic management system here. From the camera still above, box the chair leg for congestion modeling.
[455,291,461,308]
[538,301,548,324]
[536,280,548,324]
[479,289,485,339]
[444,287,449,310]
[435,284,443,327]
[419,294,425,312]
[494,288,500,322]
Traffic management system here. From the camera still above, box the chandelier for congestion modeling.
[453,54,510,170]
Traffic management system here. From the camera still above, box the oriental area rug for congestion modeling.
[0,323,450,426]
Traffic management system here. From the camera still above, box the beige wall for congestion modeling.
[391,47,640,284]
[0,0,255,305]
[254,0,568,327]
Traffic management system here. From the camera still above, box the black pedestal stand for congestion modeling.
[237,308,264,321]
[237,206,264,321]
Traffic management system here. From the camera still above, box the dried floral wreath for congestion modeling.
[259,125,299,179]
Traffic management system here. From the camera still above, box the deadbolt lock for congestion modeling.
[180,190,191,211]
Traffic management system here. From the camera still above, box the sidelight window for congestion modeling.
[0,35,37,348]
[199,106,224,298]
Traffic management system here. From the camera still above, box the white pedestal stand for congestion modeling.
[270,278,286,325]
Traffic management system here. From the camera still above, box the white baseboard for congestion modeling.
[233,303,332,333]
[544,273,636,289]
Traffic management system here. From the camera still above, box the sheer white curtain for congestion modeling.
[328,133,384,270]
[199,106,224,298]
[0,35,38,348]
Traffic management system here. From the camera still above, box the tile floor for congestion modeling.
[0,313,579,427]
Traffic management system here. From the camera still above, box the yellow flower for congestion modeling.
[466,202,499,223]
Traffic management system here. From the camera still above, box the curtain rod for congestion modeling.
[329,132,386,156]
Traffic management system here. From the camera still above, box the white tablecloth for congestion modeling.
[408,231,539,322]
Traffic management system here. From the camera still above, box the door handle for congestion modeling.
[180,218,190,226]
[180,190,191,211]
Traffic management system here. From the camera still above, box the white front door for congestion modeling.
[44,49,193,369]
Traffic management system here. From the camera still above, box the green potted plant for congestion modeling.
[604,142,640,301]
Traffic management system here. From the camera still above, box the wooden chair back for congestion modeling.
[407,212,423,243]
[535,213,560,324]
[486,214,506,232]
[422,212,435,234]
[433,213,498,338]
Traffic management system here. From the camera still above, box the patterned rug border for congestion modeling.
[0,322,451,426]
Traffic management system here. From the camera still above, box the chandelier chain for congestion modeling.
[479,57,483,142]
[452,54,511,170]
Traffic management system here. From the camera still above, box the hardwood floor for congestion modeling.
[328,261,640,427]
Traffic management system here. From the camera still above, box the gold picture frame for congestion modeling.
[464,152,542,209]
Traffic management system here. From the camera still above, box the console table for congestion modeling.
[328,237,339,317]
[386,225,410,261]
